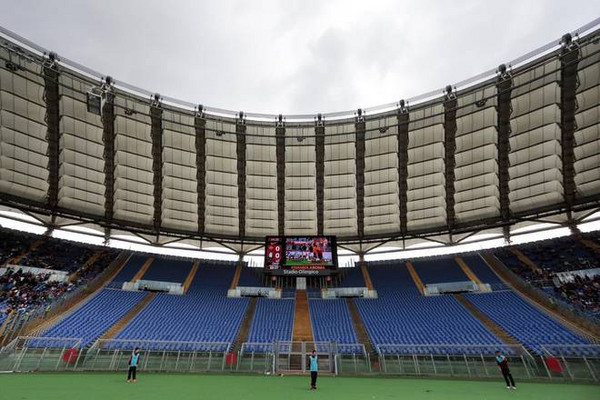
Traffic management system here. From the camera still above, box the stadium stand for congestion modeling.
[39,289,146,346]
[461,254,506,290]
[238,266,264,287]
[19,237,96,272]
[464,290,590,354]
[110,255,149,284]
[309,299,361,353]
[245,298,294,352]
[412,258,470,284]
[0,229,34,265]
[141,258,192,283]
[355,262,504,354]
[113,262,248,351]
[338,267,366,287]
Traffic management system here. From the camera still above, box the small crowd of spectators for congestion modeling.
[0,268,74,321]
[495,232,600,318]
[553,275,600,316]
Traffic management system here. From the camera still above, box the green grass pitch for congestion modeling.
[0,373,598,400]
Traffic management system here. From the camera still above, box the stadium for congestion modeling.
[0,5,600,400]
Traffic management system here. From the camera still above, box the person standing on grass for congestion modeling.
[126,348,141,383]
[495,350,516,389]
[308,349,318,390]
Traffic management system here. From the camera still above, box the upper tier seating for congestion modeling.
[461,254,506,290]
[412,258,469,284]
[338,267,366,287]
[309,299,361,353]
[110,254,148,284]
[20,237,96,272]
[39,289,146,346]
[0,229,34,265]
[238,266,264,287]
[464,290,589,355]
[355,262,503,354]
[141,258,192,283]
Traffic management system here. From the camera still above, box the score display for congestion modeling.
[265,236,338,276]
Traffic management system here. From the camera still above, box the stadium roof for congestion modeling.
[0,19,599,257]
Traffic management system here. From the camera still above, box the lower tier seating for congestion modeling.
[464,291,590,355]
[39,289,146,346]
[309,299,361,353]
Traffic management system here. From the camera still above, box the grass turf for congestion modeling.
[0,373,599,400]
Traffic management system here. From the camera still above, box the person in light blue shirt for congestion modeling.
[126,348,141,383]
[308,349,318,390]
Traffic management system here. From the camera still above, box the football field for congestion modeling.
[0,373,598,400]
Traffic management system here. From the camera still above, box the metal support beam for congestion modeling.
[560,35,580,209]
[43,53,60,212]
[397,101,409,236]
[315,119,325,235]
[496,65,513,243]
[355,110,366,239]
[150,94,163,236]
[276,115,286,236]
[101,79,116,243]
[443,88,457,235]
[236,112,247,239]
[195,107,207,234]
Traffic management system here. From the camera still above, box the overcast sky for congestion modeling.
[1,0,598,115]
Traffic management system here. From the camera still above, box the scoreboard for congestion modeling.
[264,236,338,276]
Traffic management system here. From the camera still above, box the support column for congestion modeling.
[443,87,457,235]
[150,94,163,235]
[496,65,513,243]
[101,78,116,243]
[315,114,325,235]
[276,115,286,236]
[397,100,409,236]
[236,112,247,239]
[195,106,207,234]
[560,34,580,209]
[43,52,60,212]
[355,109,366,239]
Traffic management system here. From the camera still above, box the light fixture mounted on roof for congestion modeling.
[196,104,205,118]
[398,99,409,114]
[86,76,114,115]
[314,113,324,127]
[560,33,580,51]
[355,108,365,123]
[497,63,512,81]
[444,85,456,101]
[237,111,246,125]
[151,93,162,107]
[276,114,285,127]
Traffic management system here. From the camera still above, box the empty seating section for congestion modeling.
[111,255,148,284]
[465,291,589,354]
[113,262,248,351]
[0,229,33,264]
[462,255,506,290]
[190,263,236,293]
[413,258,469,284]
[39,289,146,346]
[309,299,361,353]
[355,262,503,354]
[339,267,366,287]
[141,258,192,283]
[20,238,95,272]
[519,237,599,274]
[114,292,248,351]
[238,266,264,287]
[246,299,294,352]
